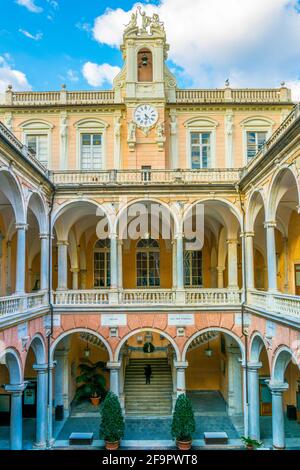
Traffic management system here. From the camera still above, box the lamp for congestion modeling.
[84,342,90,358]
[141,54,148,67]
[205,340,213,357]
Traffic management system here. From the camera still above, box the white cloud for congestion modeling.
[91,0,300,93]
[286,80,300,102]
[16,0,43,13]
[19,29,43,40]
[82,62,120,87]
[0,56,32,92]
[67,69,79,83]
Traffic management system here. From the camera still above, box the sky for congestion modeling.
[1,0,300,100]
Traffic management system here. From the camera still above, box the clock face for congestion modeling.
[134,104,158,128]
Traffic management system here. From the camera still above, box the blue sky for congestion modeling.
[1,0,300,100]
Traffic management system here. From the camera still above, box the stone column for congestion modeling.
[110,234,118,289]
[40,234,49,291]
[174,361,188,396]
[248,362,262,441]
[6,240,12,294]
[264,221,277,291]
[269,382,289,449]
[15,223,27,294]
[243,232,255,289]
[172,240,177,288]
[33,364,48,448]
[217,266,225,288]
[4,383,27,450]
[227,347,243,416]
[117,239,123,288]
[57,241,68,290]
[282,237,289,293]
[54,349,70,417]
[71,268,79,290]
[227,239,239,288]
[46,362,56,448]
[107,362,121,397]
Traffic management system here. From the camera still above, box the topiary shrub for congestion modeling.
[100,392,125,443]
[171,394,196,442]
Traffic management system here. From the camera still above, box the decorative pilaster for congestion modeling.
[242,231,255,289]
[40,233,49,291]
[33,364,48,448]
[227,239,239,288]
[217,266,225,288]
[70,268,80,290]
[248,362,262,441]
[227,347,243,416]
[15,223,28,294]
[264,221,277,291]
[57,241,69,290]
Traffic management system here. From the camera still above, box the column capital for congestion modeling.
[227,238,239,245]
[40,233,50,240]
[15,223,28,231]
[4,383,27,394]
[173,361,188,369]
[109,233,118,240]
[106,361,121,370]
[241,231,255,238]
[174,232,183,240]
[70,267,80,273]
[264,220,277,229]
[268,381,289,394]
[247,361,262,371]
[57,240,69,246]
[33,363,49,373]
[217,266,225,273]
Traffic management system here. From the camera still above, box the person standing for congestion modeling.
[144,364,152,385]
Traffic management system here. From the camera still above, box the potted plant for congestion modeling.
[171,394,196,450]
[241,436,263,450]
[100,392,125,450]
[75,360,107,406]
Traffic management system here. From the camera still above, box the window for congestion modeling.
[136,239,160,287]
[94,239,110,288]
[246,131,267,160]
[190,132,211,169]
[184,249,203,287]
[81,133,103,170]
[26,134,49,167]
[141,165,151,182]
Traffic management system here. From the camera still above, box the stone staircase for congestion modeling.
[124,358,173,416]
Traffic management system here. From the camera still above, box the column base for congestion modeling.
[33,441,47,449]
[46,438,55,449]
[273,445,285,450]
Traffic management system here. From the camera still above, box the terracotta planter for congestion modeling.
[90,396,100,406]
[246,445,254,450]
[176,439,192,450]
[105,440,120,450]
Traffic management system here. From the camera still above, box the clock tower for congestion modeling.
[113,8,177,169]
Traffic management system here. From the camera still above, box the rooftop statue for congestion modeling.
[124,7,165,37]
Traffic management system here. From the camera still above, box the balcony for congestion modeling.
[52,288,243,310]
[51,168,242,187]
[0,291,49,326]
[247,289,300,323]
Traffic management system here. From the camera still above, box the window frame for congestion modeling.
[136,239,160,288]
[21,120,53,168]
[241,117,274,165]
[93,239,111,288]
[184,249,203,287]
[75,119,108,170]
[184,118,218,169]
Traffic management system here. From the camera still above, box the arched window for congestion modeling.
[184,242,203,287]
[94,239,110,288]
[137,48,153,82]
[136,238,160,287]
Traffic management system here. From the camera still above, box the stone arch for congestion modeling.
[52,199,114,240]
[271,345,299,383]
[0,348,23,384]
[0,168,26,224]
[182,327,245,362]
[114,327,181,362]
[266,165,300,221]
[183,197,243,229]
[50,328,113,362]
[249,331,270,367]
[245,188,267,232]
[114,197,180,238]
[26,191,48,234]
[26,333,46,367]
